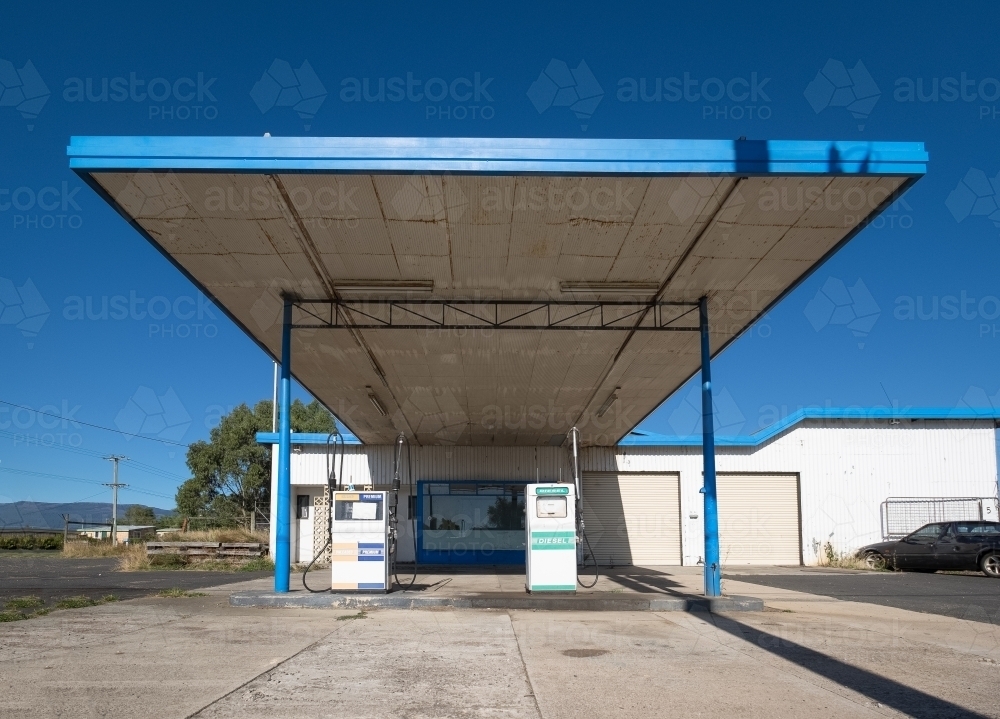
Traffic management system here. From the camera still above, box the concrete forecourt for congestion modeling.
[2,567,997,719]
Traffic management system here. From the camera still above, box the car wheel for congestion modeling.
[863,552,886,570]
[980,552,1000,578]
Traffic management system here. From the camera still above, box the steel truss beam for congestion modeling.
[289,299,702,332]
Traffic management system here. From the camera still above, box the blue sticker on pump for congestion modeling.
[359,493,382,502]
[358,542,385,560]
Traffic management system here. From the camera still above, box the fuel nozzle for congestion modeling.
[392,432,406,492]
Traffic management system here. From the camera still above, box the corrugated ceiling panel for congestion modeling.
[307,218,394,256]
[450,223,510,258]
[734,177,835,228]
[277,174,384,220]
[395,255,451,285]
[89,169,912,446]
[792,176,905,229]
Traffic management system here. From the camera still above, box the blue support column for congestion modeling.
[699,296,721,597]
[274,300,293,592]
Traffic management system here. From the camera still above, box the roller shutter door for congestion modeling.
[581,473,681,565]
[717,474,800,565]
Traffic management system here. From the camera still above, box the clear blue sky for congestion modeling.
[2,2,998,507]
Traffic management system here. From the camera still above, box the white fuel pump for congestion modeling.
[525,483,577,592]
[330,491,390,592]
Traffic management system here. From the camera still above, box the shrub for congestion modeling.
[0,534,63,550]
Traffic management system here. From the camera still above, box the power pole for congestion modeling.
[103,455,129,545]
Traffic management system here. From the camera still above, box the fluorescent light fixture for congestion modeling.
[336,280,433,293]
[560,281,659,295]
[596,388,620,418]
[366,386,387,416]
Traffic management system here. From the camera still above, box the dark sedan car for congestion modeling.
[858,521,1000,577]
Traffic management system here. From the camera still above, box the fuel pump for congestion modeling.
[525,482,577,592]
[326,433,408,593]
[330,489,390,591]
[524,427,598,591]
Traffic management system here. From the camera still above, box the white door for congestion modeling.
[295,493,314,563]
[716,474,801,565]
[582,473,681,565]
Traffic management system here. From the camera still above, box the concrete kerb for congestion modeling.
[229,590,764,612]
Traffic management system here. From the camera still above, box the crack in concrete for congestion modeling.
[507,611,546,719]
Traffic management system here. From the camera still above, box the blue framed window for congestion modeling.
[416,481,526,565]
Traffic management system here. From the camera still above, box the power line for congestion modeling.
[0,466,175,501]
[36,490,112,510]
[0,399,190,447]
[0,428,187,481]
[49,490,112,512]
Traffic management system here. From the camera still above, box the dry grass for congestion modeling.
[117,543,153,571]
[0,594,117,621]
[153,528,268,543]
[62,540,131,558]
[817,553,872,570]
[114,529,271,572]
[816,542,881,570]
[54,595,110,609]
[156,588,207,598]
[60,530,268,571]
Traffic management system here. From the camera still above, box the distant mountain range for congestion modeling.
[0,502,174,530]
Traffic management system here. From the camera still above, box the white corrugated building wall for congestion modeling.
[268,416,999,567]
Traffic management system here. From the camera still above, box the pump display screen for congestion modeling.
[334,493,384,521]
[536,496,567,518]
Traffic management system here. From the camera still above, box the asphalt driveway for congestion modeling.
[730,568,1000,624]
[0,551,270,606]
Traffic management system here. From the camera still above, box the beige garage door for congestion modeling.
[717,474,800,565]
[582,473,681,565]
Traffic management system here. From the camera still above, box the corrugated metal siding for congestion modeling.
[288,445,575,486]
[716,474,800,565]
[583,472,681,565]
[275,421,998,565]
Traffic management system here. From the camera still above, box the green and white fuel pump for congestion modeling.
[525,426,599,592]
[525,483,577,592]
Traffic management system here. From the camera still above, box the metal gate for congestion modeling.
[881,497,999,539]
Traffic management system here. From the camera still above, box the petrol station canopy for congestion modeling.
[69,137,926,447]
